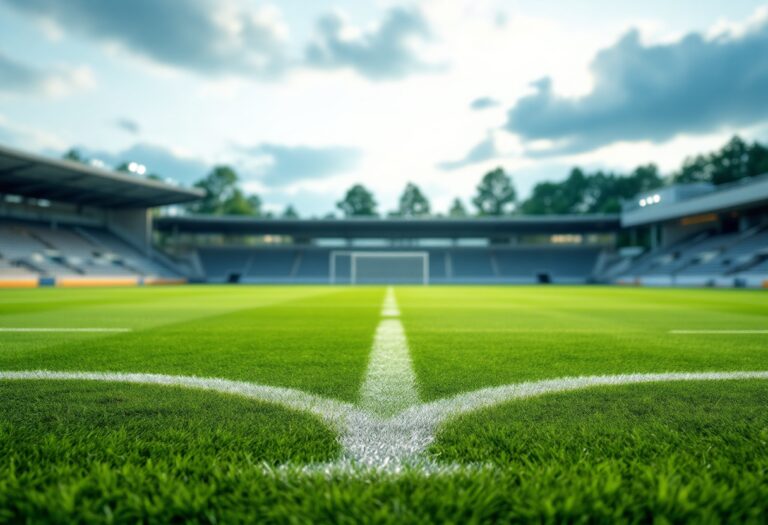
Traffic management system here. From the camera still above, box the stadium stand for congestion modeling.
[191,245,604,284]
[1,141,766,288]
[0,144,202,286]
[0,218,178,279]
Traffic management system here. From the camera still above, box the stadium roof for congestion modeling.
[154,215,621,238]
[0,144,203,208]
[622,173,768,227]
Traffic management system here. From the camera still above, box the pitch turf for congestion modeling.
[1,285,767,522]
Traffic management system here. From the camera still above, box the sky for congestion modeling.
[1,0,768,216]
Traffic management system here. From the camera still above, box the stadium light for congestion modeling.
[639,199,647,207]
[127,161,147,175]
[653,194,661,203]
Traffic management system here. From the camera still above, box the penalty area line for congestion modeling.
[0,328,132,333]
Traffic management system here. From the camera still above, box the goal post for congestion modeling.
[330,251,429,285]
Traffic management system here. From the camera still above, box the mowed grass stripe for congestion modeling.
[399,286,768,399]
[0,287,385,400]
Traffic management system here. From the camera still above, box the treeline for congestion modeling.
[63,135,768,218]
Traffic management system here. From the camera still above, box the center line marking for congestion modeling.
[380,287,400,317]
[358,287,418,418]
[0,328,132,333]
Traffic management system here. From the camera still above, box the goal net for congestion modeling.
[330,251,429,285]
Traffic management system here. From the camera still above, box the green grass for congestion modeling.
[1,285,767,523]
[400,286,768,399]
[0,286,381,400]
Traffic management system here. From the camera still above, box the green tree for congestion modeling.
[221,189,256,215]
[62,149,86,163]
[673,135,768,186]
[247,195,263,216]
[336,184,377,217]
[448,198,468,217]
[395,182,431,217]
[187,166,260,216]
[520,165,663,215]
[282,204,299,218]
[472,167,516,216]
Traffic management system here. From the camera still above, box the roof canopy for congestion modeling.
[155,215,621,238]
[0,144,203,208]
[622,174,768,227]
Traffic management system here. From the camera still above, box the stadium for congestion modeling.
[1,1,768,523]
[2,143,767,288]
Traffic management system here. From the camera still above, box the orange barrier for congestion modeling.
[0,279,38,288]
[56,277,139,288]
[763,280,768,289]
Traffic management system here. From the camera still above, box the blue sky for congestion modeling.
[1,0,768,216]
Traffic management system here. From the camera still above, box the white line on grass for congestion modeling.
[0,328,132,333]
[358,288,418,417]
[0,369,360,430]
[4,289,768,475]
[670,330,768,334]
[381,287,400,317]
[2,369,768,475]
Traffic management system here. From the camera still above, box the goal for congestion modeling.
[330,251,429,285]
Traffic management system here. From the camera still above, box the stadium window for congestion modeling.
[550,234,583,244]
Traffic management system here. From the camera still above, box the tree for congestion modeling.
[673,135,768,186]
[448,198,467,217]
[395,182,430,217]
[282,204,299,218]
[187,166,260,216]
[520,164,664,215]
[519,181,572,215]
[221,189,256,215]
[247,195,263,216]
[336,184,377,217]
[471,167,516,216]
[62,149,86,163]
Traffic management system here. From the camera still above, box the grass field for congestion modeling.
[1,285,767,523]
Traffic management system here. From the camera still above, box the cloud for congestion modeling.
[116,118,140,135]
[305,7,441,80]
[438,134,499,171]
[2,1,443,82]
[0,50,93,96]
[243,143,361,186]
[469,97,500,111]
[80,143,210,184]
[0,0,290,78]
[505,17,768,155]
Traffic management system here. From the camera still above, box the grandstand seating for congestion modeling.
[0,219,176,280]
[195,245,603,284]
[614,226,768,285]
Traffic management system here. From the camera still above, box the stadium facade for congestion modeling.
[1,144,766,288]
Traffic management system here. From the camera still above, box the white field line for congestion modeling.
[358,320,419,418]
[357,287,419,419]
[1,369,768,475]
[0,328,132,333]
[381,287,400,317]
[670,330,768,334]
[0,370,360,432]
